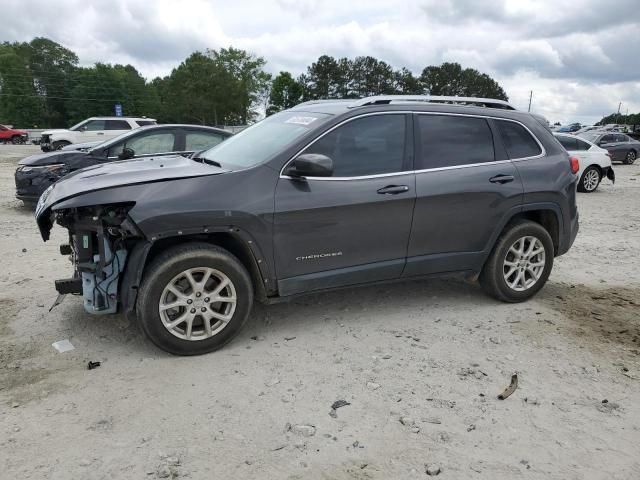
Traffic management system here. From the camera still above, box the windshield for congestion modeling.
[200,111,332,169]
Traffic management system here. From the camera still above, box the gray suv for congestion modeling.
[35,96,579,355]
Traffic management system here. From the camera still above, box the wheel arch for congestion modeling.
[120,231,273,320]
[505,208,560,255]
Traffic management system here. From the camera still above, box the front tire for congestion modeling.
[577,166,601,193]
[623,150,636,165]
[136,242,253,355]
[480,221,554,302]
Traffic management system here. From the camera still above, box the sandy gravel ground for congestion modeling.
[1,144,639,480]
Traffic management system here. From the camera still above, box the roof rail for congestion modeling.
[350,95,516,110]
[295,99,355,107]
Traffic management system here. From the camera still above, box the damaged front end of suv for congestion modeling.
[50,202,140,314]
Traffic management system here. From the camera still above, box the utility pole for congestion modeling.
[528,90,533,112]
[617,102,622,125]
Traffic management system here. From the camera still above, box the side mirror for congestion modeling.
[286,153,333,178]
[598,141,607,147]
[81,126,88,131]
[118,147,135,160]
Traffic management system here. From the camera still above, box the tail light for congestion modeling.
[570,156,579,174]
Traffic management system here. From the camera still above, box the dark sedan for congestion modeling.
[15,124,232,203]
[578,131,640,165]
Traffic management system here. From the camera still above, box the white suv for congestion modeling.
[40,117,157,151]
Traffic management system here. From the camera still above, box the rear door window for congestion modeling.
[416,115,495,169]
[84,120,106,131]
[136,120,157,126]
[185,131,226,151]
[109,131,176,157]
[496,120,542,159]
[575,138,591,151]
[615,134,629,142]
[302,114,408,177]
[105,120,131,130]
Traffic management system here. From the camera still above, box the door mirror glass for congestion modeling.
[81,126,88,131]
[118,147,135,160]
[287,153,333,178]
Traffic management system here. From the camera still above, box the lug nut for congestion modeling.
[187,299,192,304]
[196,292,201,297]
[204,297,210,302]
[201,307,207,312]
[190,308,196,313]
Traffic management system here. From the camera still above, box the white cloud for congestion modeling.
[2,0,639,124]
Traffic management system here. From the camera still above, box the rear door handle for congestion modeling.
[377,185,410,195]
[489,174,515,184]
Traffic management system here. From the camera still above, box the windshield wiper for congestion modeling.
[190,151,222,168]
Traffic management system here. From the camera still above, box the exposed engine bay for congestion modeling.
[53,204,140,314]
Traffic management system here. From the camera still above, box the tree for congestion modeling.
[267,71,303,115]
[420,62,508,100]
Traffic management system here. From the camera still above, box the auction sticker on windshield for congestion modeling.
[285,116,319,126]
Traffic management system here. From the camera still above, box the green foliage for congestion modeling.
[0,37,509,128]
[420,62,508,100]
[267,71,303,115]
[596,112,640,126]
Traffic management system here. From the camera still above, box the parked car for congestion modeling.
[35,95,579,355]
[0,124,28,144]
[556,123,581,133]
[16,125,231,204]
[554,133,614,192]
[577,131,640,164]
[39,117,156,151]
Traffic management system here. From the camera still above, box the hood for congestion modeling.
[35,154,228,240]
[41,129,70,135]
[61,141,102,151]
[18,149,87,166]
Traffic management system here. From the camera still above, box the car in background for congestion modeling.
[577,131,640,164]
[573,125,598,136]
[16,124,231,204]
[556,123,581,133]
[0,124,28,144]
[39,117,157,152]
[554,133,614,193]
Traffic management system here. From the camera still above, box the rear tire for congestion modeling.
[52,140,70,150]
[480,221,554,303]
[136,242,253,355]
[577,165,601,193]
[11,136,24,145]
[623,150,636,165]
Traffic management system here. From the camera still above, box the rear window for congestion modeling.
[416,115,495,169]
[575,138,591,151]
[556,135,578,151]
[496,120,542,159]
[136,120,157,126]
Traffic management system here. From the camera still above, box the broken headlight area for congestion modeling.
[54,203,141,315]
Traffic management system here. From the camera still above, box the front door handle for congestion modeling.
[377,185,409,195]
[489,174,515,184]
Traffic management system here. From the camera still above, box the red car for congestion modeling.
[0,124,28,144]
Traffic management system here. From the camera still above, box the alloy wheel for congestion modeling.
[502,236,546,292]
[159,267,237,341]
[583,169,599,191]
[626,150,636,164]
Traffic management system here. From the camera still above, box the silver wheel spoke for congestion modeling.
[159,267,237,341]
[503,236,546,292]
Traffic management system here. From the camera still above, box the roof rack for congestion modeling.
[295,99,355,107]
[350,95,516,110]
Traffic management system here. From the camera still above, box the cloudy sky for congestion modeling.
[4,0,640,124]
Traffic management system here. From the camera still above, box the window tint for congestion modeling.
[303,114,406,177]
[575,138,591,151]
[615,134,628,142]
[185,131,225,151]
[417,115,494,168]
[496,120,542,159]
[84,120,106,131]
[136,120,156,126]
[556,135,578,151]
[105,120,131,130]
[110,132,175,157]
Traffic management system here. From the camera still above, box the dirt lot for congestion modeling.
[1,144,639,479]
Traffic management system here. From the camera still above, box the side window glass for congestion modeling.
[615,134,628,142]
[417,115,495,168]
[557,136,577,151]
[303,115,406,177]
[496,120,542,159]
[110,132,175,157]
[185,132,224,151]
[575,139,591,151]
[105,120,131,130]
[601,135,615,143]
[84,120,106,131]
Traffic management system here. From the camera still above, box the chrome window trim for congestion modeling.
[107,150,177,160]
[279,111,546,181]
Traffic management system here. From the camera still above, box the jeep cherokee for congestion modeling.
[35,95,579,355]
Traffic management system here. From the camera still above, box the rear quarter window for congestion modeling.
[496,120,542,159]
